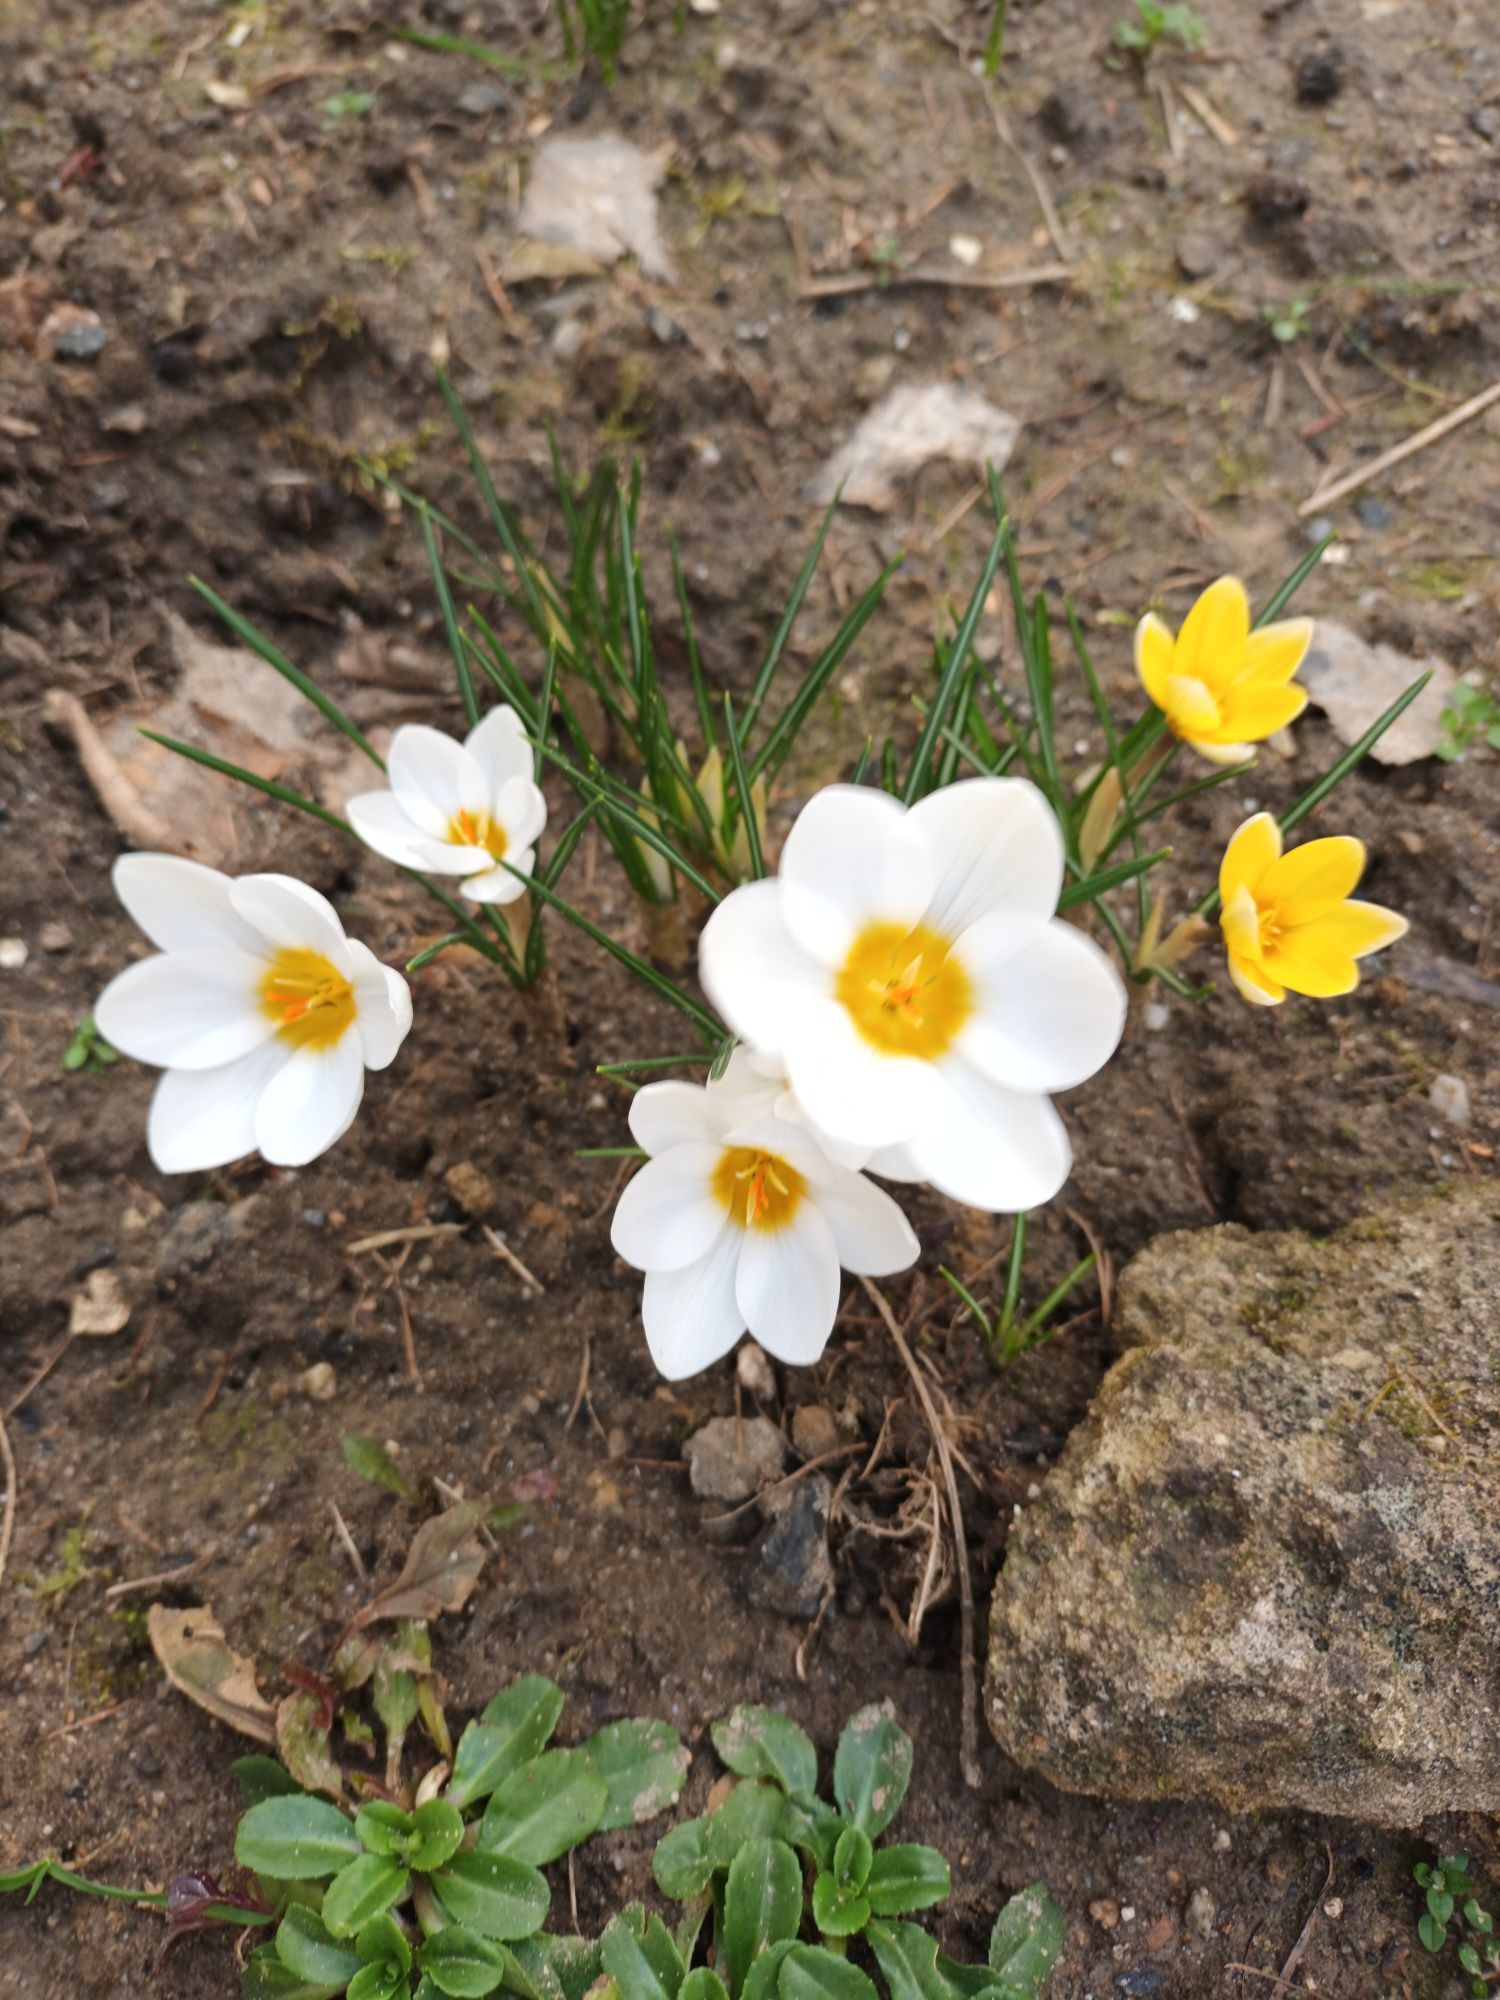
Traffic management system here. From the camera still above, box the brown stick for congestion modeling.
[860,1277,982,1788]
[346,1223,465,1255]
[481,1224,545,1293]
[43,689,176,850]
[0,1410,15,1597]
[1299,376,1500,515]
[799,261,1072,301]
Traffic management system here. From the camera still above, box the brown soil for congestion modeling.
[2,2,1498,1997]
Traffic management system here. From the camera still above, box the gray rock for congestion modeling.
[742,1473,833,1618]
[986,1185,1500,1826]
[683,1415,787,1503]
[156,1197,259,1281]
[1429,1073,1471,1126]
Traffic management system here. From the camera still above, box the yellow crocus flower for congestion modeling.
[1136,576,1311,764]
[1218,812,1408,1006]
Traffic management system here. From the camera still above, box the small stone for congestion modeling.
[298,1362,337,1402]
[742,1472,833,1618]
[1322,1896,1344,1920]
[23,1629,48,1657]
[606,1425,628,1460]
[1186,1888,1216,1939]
[0,938,28,970]
[1469,105,1500,142]
[41,305,108,360]
[1294,44,1344,104]
[457,81,506,115]
[38,921,73,952]
[1175,230,1220,279]
[69,1268,130,1337]
[1120,1906,1136,1922]
[1114,1973,1161,1998]
[1090,1899,1121,1930]
[683,1415,787,1503]
[101,403,148,435]
[1354,496,1392,530]
[444,1160,499,1220]
[157,1197,258,1279]
[1142,1915,1175,1951]
[551,319,586,363]
[1143,1001,1170,1032]
[792,1405,840,1460]
[1429,1074,1471,1126]
[736,1341,778,1403]
[647,307,684,344]
[1214,1831,1232,1852]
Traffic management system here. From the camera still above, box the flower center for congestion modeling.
[711,1146,806,1233]
[448,807,508,866]
[261,947,356,1051]
[834,920,972,1060]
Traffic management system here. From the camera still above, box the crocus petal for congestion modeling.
[1235,619,1313,689]
[1227,953,1284,1006]
[95,949,273,1070]
[1165,674,1222,739]
[1264,934,1361,999]
[346,790,450,870]
[628,1081,723,1156]
[1134,614,1176,710]
[610,1144,727,1273]
[641,1224,745,1380]
[909,777,1065,933]
[1299,898,1409,959]
[734,1203,842,1367]
[347,939,413,1071]
[388,724,488,833]
[814,1170,919,1276]
[1219,682,1308,741]
[1175,576,1250,689]
[699,879,828,1056]
[956,914,1126,1093]
[1219,814,1282,907]
[1192,736,1258,768]
[784,997,938,1152]
[908,1059,1072,1212]
[465,704,533,797]
[461,854,530,904]
[1259,834,1366,922]
[493,774,548,851]
[254,1032,365,1167]
[230,874,352,968]
[112,854,263,954]
[718,1107,837,1187]
[146,1040,294,1173]
[778,784,933,966]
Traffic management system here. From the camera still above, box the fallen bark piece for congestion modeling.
[1299,620,1455,764]
[514,133,674,283]
[806,382,1021,510]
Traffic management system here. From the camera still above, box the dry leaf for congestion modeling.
[68,1268,131,1337]
[1301,621,1456,765]
[514,134,674,283]
[276,1690,344,1799]
[346,1504,489,1634]
[147,1603,276,1743]
[805,381,1021,510]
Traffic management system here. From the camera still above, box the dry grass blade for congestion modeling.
[0,1410,16,1598]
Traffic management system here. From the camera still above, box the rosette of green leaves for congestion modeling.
[1415,1854,1500,1998]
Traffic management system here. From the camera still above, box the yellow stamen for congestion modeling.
[448,807,509,866]
[261,947,355,1051]
[711,1146,806,1233]
[835,920,972,1059]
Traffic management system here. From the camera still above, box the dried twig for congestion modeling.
[983,92,1074,262]
[0,1410,15,1597]
[475,244,529,341]
[1269,1845,1334,2000]
[329,1500,367,1583]
[799,260,1071,301]
[345,1223,465,1255]
[4,1330,74,1419]
[481,1225,544,1293]
[42,689,176,849]
[103,1548,218,1602]
[41,1697,139,1743]
[1176,80,1240,147]
[1300,376,1500,515]
[859,1277,981,1788]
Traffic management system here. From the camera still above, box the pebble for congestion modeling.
[1090,1899,1121,1929]
[792,1404,840,1459]
[39,921,73,952]
[298,1362,337,1402]
[736,1341,778,1403]
[742,1472,833,1617]
[1355,496,1393,530]
[1213,1830,1232,1852]
[1143,1001,1170,1032]
[443,1159,500,1220]
[1323,1896,1343,1920]
[458,81,506,115]
[0,937,29,969]
[1114,1973,1161,1998]
[1186,1887,1216,1939]
[1429,1074,1471,1126]
[683,1415,786,1502]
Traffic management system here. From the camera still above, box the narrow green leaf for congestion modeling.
[420,506,478,726]
[741,490,843,737]
[867,1921,957,2000]
[751,559,902,783]
[1255,533,1333,627]
[341,1435,416,1501]
[138,730,352,834]
[235,1796,362,1880]
[903,519,1008,804]
[722,694,765,880]
[447,1676,565,1811]
[725,1837,803,1995]
[1057,847,1170,909]
[601,1910,686,2000]
[190,577,381,764]
[710,1708,818,1802]
[832,1706,912,1839]
[321,1854,409,1938]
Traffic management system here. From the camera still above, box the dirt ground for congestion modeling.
[2,0,1498,1995]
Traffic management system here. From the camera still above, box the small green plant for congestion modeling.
[1263,296,1314,344]
[62,1014,118,1074]
[982,1,1008,76]
[939,1216,1095,1372]
[1437,681,1500,762]
[325,89,376,121]
[1112,0,1206,54]
[1415,1853,1499,1995]
[558,0,631,80]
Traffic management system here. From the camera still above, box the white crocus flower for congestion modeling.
[95,855,412,1173]
[346,706,546,905]
[698,778,1126,1213]
[610,1051,918,1380]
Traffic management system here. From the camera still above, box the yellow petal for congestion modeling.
[1191,737,1257,768]
[1219,814,1281,906]
[1218,681,1309,742]
[1134,613,1176,708]
[1294,898,1408,960]
[1234,618,1314,690]
[1226,952,1284,1006]
[1261,835,1366,923]
[1175,576,1250,689]
[1164,673,1222,740]
[1264,925,1361,999]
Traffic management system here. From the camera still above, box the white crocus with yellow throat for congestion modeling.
[610,1051,918,1380]
[698,778,1126,1214]
[95,855,412,1172]
[346,705,546,905]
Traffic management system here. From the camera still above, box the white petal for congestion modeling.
[388,724,488,833]
[347,939,413,1071]
[493,775,547,852]
[708,1047,782,1124]
[813,1170,919,1276]
[628,1080,721,1156]
[955,914,1126,1093]
[779,785,934,966]
[611,1145,727,1273]
[719,1107,836,1187]
[861,1141,926,1183]
[641,1224,745,1380]
[254,1033,365,1167]
[346,790,451,871]
[734,1203,842,1368]
[230,874,352,968]
[95,950,273,1070]
[146,1041,294,1173]
[113,854,263,954]
[784,997,937,1151]
[908,778,1065,933]
[908,1058,1072,1212]
[698,879,827,1055]
[461,854,530,904]
[466,703,534,796]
